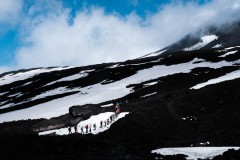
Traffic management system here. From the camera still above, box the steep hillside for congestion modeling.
[1,22,240,159]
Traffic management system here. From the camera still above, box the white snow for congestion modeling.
[212,44,222,48]
[0,58,239,123]
[108,64,119,69]
[0,67,73,86]
[0,91,9,96]
[142,49,167,58]
[191,69,240,89]
[0,103,15,109]
[141,92,157,98]
[0,100,31,109]
[151,147,240,160]
[117,59,163,68]
[143,81,158,87]
[7,92,22,98]
[182,116,197,121]
[39,112,129,136]
[44,69,94,86]
[200,142,210,146]
[183,35,218,51]
[52,73,87,82]
[224,46,240,51]
[31,87,76,101]
[101,103,114,108]
[0,101,9,105]
[219,50,238,57]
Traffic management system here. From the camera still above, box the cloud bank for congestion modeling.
[0,0,22,23]
[1,0,240,72]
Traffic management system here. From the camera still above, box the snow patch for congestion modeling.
[141,92,157,98]
[0,67,73,86]
[183,35,218,51]
[224,46,240,51]
[7,93,22,98]
[44,69,94,86]
[191,70,240,89]
[200,142,210,146]
[39,112,129,136]
[142,49,167,58]
[182,116,197,121]
[212,44,222,48]
[151,147,240,160]
[0,91,8,96]
[219,50,238,58]
[108,64,119,69]
[143,81,158,87]
[101,103,114,108]
[31,87,76,101]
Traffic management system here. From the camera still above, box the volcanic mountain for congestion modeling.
[0,22,240,160]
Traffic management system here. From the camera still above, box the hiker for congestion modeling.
[115,103,121,116]
[80,126,84,134]
[93,124,96,130]
[107,118,110,125]
[74,125,78,133]
[100,120,103,128]
[110,115,113,123]
[119,101,124,107]
[89,124,92,133]
[85,125,88,134]
[68,127,72,134]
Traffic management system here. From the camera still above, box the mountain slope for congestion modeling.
[0,45,240,122]
[0,22,240,160]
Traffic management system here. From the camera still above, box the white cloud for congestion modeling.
[0,0,23,24]
[8,0,240,70]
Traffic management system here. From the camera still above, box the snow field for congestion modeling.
[183,35,218,51]
[0,58,239,123]
[218,50,238,57]
[191,69,240,89]
[39,112,129,136]
[151,147,240,160]
[0,67,74,86]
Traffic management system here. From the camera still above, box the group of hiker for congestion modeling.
[115,99,128,115]
[68,100,128,134]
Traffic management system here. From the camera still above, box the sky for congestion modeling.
[0,0,240,73]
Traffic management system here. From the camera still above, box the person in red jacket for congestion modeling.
[115,103,121,116]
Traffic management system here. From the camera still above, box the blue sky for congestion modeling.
[0,0,239,73]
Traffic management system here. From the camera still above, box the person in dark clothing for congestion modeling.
[85,125,88,134]
[100,120,103,128]
[93,124,96,130]
[89,124,92,133]
[74,125,78,133]
[81,126,84,134]
[68,127,72,134]
[110,115,113,123]
[119,101,123,107]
